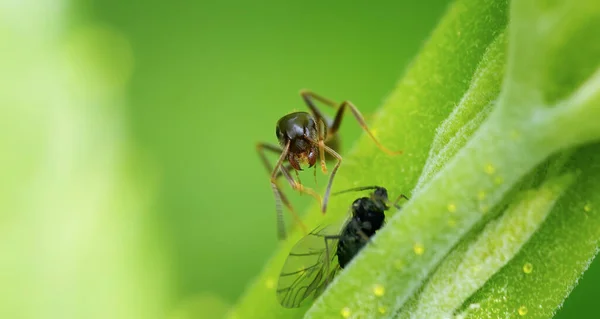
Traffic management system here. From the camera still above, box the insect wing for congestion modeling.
[276,223,344,308]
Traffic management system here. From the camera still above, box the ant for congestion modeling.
[256,90,401,240]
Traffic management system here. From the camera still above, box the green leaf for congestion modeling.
[397,171,577,318]
[457,146,600,319]
[228,0,600,318]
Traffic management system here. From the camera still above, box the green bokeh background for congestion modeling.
[84,0,451,305]
[3,0,598,317]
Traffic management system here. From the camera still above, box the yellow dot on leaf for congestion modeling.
[484,163,496,175]
[518,305,528,316]
[523,262,533,274]
[373,284,385,297]
[413,243,425,255]
[265,278,275,289]
[341,307,351,318]
[447,203,457,213]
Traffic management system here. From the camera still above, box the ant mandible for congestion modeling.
[256,90,401,240]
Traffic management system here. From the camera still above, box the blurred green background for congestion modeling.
[1,0,598,318]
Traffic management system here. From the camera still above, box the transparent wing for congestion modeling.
[276,221,346,308]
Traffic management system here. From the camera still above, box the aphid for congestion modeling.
[276,186,407,308]
[256,90,401,239]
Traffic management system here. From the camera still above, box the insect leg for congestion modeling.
[294,169,303,192]
[256,142,282,174]
[278,164,294,179]
[261,144,322,212]
[256,142,296,181]
[316,118,328,173]
[305,138,343,214]
[257,141,306,239]
[300,90,336,173]
[352,216,379,249]
[328,99,402,156]
[357,229,371,243]
[300,89,337,119]
[278,168,309,236]
[276,164,322,210]
[390,193,410,210]
[257,141,322,203]
[268,141,292,239]
[275,164,305,228]
[300,89,339,111]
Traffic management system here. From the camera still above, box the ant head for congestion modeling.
[276,112,319,170]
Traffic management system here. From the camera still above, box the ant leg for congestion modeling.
[300,89,338,110]
[278,168,309,236]
[317,118,328,174]
[270,141,293,239]
[300,91,334,174]
[301,90,402,155]
[256,142,287,176]
[300,90,336,121]
[294,169,302,194]
[274,165,308,233]
[329,100,402,155]
[306,138,343,214]
[257,142,307,239]
[275,164,294,179]
[257,141,321,203]
[321,145,342,214]
[283,169,323,209]
[256,143,304,182]
[257,143,295,182]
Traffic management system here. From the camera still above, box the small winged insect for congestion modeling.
[256,90,402,240]
[276,185,408,308]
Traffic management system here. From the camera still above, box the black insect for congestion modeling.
[256,90,402,239]
[276,186,407,308]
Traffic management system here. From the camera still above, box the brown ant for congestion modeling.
[256,90,401,240]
